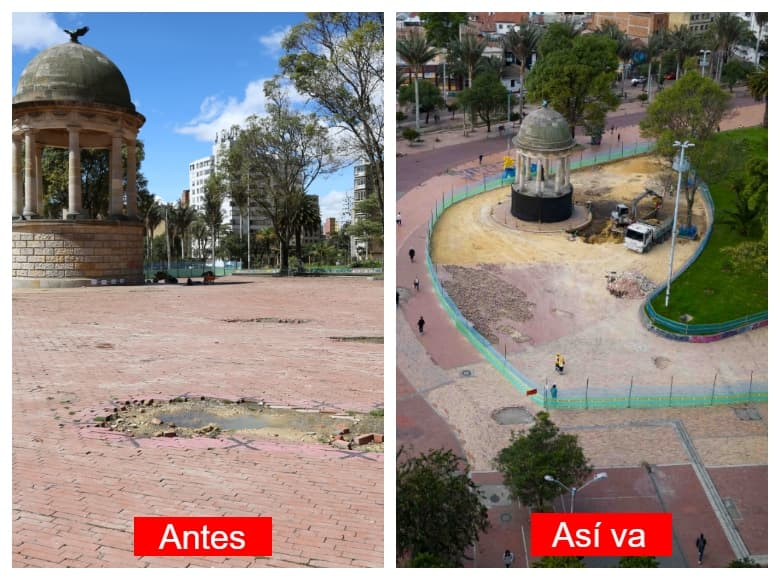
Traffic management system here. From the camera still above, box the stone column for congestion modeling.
[535,156,542,194]
[554,157,562,193]
[110,134,124,216]
[23,130,37,218]
[35,145,44,216]
[517,152,524,189]
[12,136,23,218]
[125,137,137,218]
[67,127,82,218]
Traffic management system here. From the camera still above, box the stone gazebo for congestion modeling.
[510,105,577,223]
[12,28,146,287]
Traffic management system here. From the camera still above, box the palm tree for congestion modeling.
[747,66,768,127]
[190,215,209,261]
[397,30,439,129]
[137,190,162,262]
[292,194,322,261]
[667,24,705,81]
[448,33,487,90]
[711,13,752,82]
[645,30,668,102]
[504,23,541,114]
[202,174,224,270]
[170,201,196,260]
[753,13,768,64]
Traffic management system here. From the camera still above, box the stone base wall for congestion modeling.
[12,220,144,288]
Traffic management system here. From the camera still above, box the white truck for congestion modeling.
[624,216,674,253]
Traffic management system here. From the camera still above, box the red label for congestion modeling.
[134,516,272,557]
[531,513,672,557]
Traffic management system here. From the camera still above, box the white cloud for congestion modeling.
[13,13,63,51]
[317,189,351,223]
[258,26,291,54]
[175,78,307,142]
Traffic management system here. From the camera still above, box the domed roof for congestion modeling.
[13,41,135,112]
[513,106,575,152]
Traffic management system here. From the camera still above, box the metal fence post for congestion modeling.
[748,370,753,403]
[711,373,718,406]
[628,376,634,408]
[669,375,674,407]
[585,377,589,410]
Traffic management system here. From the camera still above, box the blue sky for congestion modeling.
[11,12,354,222]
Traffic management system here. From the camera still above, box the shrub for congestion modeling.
[402,127,420,144]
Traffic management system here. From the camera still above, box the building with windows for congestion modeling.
[589,12,669,43]
[732,12,768,64]
[350,161,382,261]
[667,12,713,34]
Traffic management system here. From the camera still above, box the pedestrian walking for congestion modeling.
[550,384,558,400]
[417,316,425,334]
[414,277,420,291]
[479,154,483,165]
[696,533,707,565]
[617,133,621,142]
[610,125,615,135]
[409,248,415,262]
[555,353,565,375]
[396,211,402,226]
[503,549,515,567]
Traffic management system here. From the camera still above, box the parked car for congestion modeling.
[630,76,647,86]
[664,72,676,80]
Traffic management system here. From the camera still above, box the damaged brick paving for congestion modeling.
[86,396,384,450]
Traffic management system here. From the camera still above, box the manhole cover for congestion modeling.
[723,498,742,521]
[461,369,473,377]
[734,407,762,421]
[490,494,501,503]
[500,513,512,523]
[492,406,534,425]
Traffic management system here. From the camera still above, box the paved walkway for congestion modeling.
[396,102,767,567]
[13,278,383,568]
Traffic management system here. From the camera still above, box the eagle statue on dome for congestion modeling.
[64,26,89,43]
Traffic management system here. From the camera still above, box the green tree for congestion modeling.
[397,30,439,130]
[504,23,541,113]
[457,72,509,133]
[747,66,768,128]
[345,193,383,262]
[495,411,591,511]
[729,556,762,567]
[189,214,209,261]
[711,13,753,82]
[292,194,322,260]
[645,30,669,101]
[666,25,703,81]
[225,80,334,274]
[202,174,224,269]
[619,556,660,567]
[640,71,730,226]
[752,13,768,65]
[721,59,754,92]
[532,556,585,568]
[447,33,487,90]
[280,13,384,217]
[526,32,619,138]
[419,13,467,48]
[397,448,489,566]
[538,21,580,57]
[408,552,451,568]
[170,201,196,260]
[402,127,420,145]
[398,79,445,124]
[137,190,162,262]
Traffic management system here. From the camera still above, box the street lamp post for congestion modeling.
[665,140,695,308]
[544,472,608,513]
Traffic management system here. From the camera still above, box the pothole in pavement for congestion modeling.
[90,397,383,451]
[329,336,383,344]
[492,406,534,425]
[222,317,310,324]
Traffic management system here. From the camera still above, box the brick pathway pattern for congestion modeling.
[13,277,383,568]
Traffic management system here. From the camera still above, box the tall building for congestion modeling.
[590,12,669,43]
[350,161,381,261]
[667,12,713,34]
[732,12,768,63]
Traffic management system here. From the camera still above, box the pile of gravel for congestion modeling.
[607,271,656,299]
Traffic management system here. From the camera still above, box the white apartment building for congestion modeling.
[733,12,768,64]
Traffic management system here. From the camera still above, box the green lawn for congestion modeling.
[649,127,768,326]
